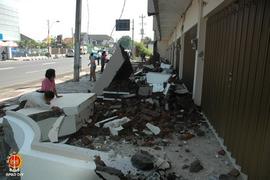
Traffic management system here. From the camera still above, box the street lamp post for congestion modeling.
[47,20,60,57]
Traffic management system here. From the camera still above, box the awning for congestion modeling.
[148,0,192,41]
[0,41,18,47]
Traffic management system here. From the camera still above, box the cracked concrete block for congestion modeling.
[92,46,133,95]
[3,111,102,180]
[146,72,171,92]
[17,93,96,141]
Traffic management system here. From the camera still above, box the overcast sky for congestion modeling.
[18,0,154,42]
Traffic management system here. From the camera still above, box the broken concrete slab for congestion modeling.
[93,46,133,95]
[95,116,118,128]
[103,117,131,136]
[146,72,171,93]
[17,93,96,141]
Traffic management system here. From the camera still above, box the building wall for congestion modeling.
[157,40,168,59]
[202,0,270,178]
[0,0,20,41]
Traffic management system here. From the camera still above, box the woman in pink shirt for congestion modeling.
[41,69,62,98]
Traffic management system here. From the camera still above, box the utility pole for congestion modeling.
[47,20,60,57]
[139,14,146,42]
[131,19,134,58]
[47,20,50,57]
[74,0,82,81]
[71,27,74,49]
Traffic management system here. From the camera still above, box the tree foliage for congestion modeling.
[135,42,152,57]
[118,36,132,49]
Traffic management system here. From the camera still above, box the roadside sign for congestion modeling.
[116,19,130,31]
[0,33,3,40]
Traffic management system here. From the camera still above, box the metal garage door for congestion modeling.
[202,0,270,179]
[183,25,197,91]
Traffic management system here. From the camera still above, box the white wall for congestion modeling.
[157,40,169,59]
[165,0,226,105]
[0,0,20,41]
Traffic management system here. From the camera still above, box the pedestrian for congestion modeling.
[17,91,63,113]
[140,53,146,62]
[40,69,62,98]
[88,53,96,81]
[97,51,102,65]
[1,50,6,60]
[101,51,106,73]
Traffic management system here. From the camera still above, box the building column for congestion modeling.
[192,0,207,106]
[179,29,185,79]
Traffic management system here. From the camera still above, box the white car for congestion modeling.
[66,49,74,57]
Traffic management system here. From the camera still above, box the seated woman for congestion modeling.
[41,69,62,98]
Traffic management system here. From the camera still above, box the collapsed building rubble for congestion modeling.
[0,46,239,180]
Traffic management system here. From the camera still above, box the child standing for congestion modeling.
[88,53,96,81]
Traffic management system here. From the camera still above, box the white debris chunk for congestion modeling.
[48,115,65,143]
[103,117,131,136]
[146,123,160,135]
[95,116,118,128]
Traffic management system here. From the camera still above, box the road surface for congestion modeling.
[0,56,89,89]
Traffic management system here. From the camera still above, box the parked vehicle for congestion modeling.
[66,49,74,57]
[80,46,87,55]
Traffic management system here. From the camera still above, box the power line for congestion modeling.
[109,0,127,39]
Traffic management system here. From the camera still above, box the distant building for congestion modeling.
[0,0,20,59]
[81,33,114,47]
[20,34,35,42]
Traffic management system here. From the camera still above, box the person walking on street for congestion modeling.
[89,53,96,81]
[1,50,6,60]
[101,51,106,73]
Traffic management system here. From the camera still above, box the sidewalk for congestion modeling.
[0,54,66,62]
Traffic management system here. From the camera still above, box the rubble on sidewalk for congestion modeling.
[0,45,238,179]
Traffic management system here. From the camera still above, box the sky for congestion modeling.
[18,0,154,42]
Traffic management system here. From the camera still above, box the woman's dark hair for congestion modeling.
[45,69,56,79]
[90,53,94,56]
[102,51,106,55]
[44,91,55,100]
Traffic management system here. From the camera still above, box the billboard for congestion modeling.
[116,19,130,31]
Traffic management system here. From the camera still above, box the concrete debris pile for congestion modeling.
[0,46,239,179]
[67,52,221,179]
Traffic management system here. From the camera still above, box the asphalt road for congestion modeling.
[0,56,89,89]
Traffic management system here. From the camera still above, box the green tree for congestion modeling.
[135,42,152,57]
[18,39,40,49]
[118,36,132,49]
